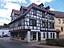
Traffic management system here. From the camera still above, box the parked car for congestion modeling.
[0,35,3,38]
[3,34,9,37]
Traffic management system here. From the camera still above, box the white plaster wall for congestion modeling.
[41,32,56,41]
[55,32,57,39]
[41,32,47,41]
[27,31,30,42]
[0,30,10,36]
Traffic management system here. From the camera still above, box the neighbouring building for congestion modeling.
[51,11,64,39]
[9,3,58,42]
[0,28,10,37]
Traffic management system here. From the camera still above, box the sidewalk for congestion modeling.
[30,45,64,48]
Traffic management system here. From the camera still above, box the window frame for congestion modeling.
[29,19,37,26]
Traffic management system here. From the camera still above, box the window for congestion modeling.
[58,19,61,24]
[33,32,36,40]
[30,32,33,41]
[42,12,45,18]
[49,22,54,29]
[21,19,24,26]
[14,14,19,19]
[51,16,54,20]
[33,10,37,15]
[2,31,4,35]
[49,16,54,20]
[42,20,45,28]
[53,33,55,39]
[43,33,45,38]
[51,23,54,29]
[29,11,33,15]
[50,33,53,38]
[29,19,36,26]
[61,27,63,31]
[62,19,64,24]
[15,22,18,27]
[47,32,48,39]
[42,20,48,28]
[18,20,21,26]
[45,21,48,28]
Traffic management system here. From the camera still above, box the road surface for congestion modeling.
[0,37,42,48]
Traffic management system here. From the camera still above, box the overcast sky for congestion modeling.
[0,0,64,25]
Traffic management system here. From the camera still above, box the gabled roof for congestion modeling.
[21,3,54,16]
[9,3,55,25]
[20,6,27,10]
[50,11,64,18]
[12,9,20,15]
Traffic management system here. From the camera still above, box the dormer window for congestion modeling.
[45,6,50,10]
[38,3,44,8]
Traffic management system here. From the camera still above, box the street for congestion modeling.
[0,37,41,48]
[0,37,63,48]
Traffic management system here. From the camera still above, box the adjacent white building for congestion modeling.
[0,28,10,36]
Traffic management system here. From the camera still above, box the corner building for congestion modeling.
[9,3,57,42]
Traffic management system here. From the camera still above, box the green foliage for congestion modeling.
[0,23,9,28]
[46,39,64,47]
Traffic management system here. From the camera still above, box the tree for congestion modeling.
[0,23,9,28]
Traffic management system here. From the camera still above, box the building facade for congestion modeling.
[51,11,64,39]
[9,3,57,42]
[0,28,10,37]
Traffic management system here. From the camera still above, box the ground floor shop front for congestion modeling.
[10,30,57,42]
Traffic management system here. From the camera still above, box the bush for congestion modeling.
[46,39,64,47]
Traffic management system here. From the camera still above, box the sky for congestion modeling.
[0,0,64,25]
